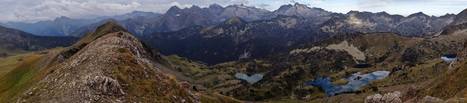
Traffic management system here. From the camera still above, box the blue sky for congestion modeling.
[0,0,466,22]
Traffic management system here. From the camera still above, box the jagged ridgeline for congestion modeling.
[0,21,240,102]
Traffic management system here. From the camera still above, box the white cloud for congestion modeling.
[0,0,465,22]
[2,0,142,22]
[0,0,254,22]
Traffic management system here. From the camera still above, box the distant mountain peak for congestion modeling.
[54,16,72,21]
[75,20,127,46]
[408,12,429,17]
[453,8,467,25]
[376,11,390,15]
[190,5,202,9]
[0,25,77,55]
[275,3,329,17]
[95,20,127,34]
[277,4,293,9]
[227,4,261,10]
[277,3,311,11]
[129,11,152,14]
[461,8,467,14]
[347,10,360,14]
[293,3,309,8]
[440,13,456,17]
[228,4,244,8]
[209,3,223,9]
[166,6,182,13]
[224,16,246,25]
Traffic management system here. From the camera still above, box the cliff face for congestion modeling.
[441,9,467,35]
[10,22,199,102]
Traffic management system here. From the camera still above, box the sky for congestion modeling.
[0,0,466,23]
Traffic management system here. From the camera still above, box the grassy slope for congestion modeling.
[0,49,26,57]
[164,55,208,77]
[0,48,64,102]
[0,53,43,102]
[422,61,467,99]
[0,54,27,77]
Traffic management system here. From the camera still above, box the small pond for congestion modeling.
[305,71,390,96]
[353,63,373,68]
[441,54,457,63]
[235,73,264,84]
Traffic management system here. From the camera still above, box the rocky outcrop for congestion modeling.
[365,91,402,103]
[441,9,467,35]
[86,76,126,96]
[421,96,444,103]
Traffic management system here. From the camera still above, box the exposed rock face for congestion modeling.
[441,9,467,35]
[453,9,467,25]
[14,22,199,102]
[155,4,270,33]
[421,96,444,103]
[146,16,328,64]
[220,4,271,21]
[86,76,126,96]
[144,7,463,64]
[273,3,332,18]
[365,91,402,103]
[320,11,455,36]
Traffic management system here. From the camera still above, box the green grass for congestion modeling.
[200,92,242,103]
[0,54,43,102]
[0,54,27,77]
[164,55,208,77]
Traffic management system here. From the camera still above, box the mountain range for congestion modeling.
[0,3,466,103]
[1,3,456,37]
[1,3,461,64]
[0,25,77,57]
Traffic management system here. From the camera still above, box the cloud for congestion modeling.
[351,0,467,16]
[257,3,271,8]
[2,0,142,22]
[357,0,391,9]
[0,0,465,22]
[0,0,252,22]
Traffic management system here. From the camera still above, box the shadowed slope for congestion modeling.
[0,26,77,56]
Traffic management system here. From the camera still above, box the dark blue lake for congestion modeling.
[305,71,390,96]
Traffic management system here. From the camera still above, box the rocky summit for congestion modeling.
[0,22,200,102]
